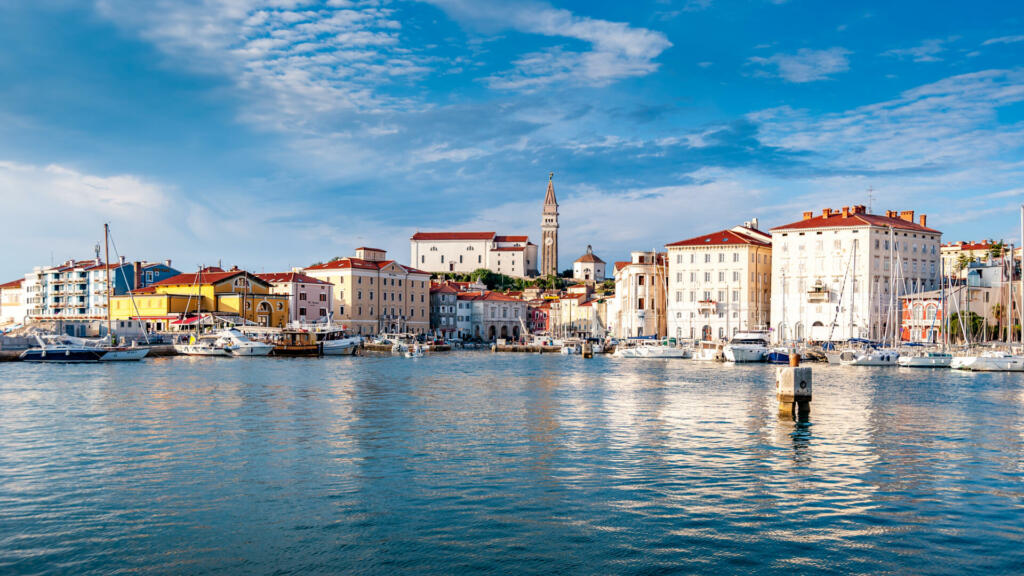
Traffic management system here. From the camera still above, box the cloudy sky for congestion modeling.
[2,0,1023,279]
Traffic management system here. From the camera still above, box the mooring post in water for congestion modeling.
[776,353,811,418]
[582,341,593,358]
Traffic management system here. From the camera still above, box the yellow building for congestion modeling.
[110,266,289,331]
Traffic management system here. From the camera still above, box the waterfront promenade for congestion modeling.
[2,354,1022,574]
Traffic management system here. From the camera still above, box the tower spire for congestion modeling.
[544,172,557,206]
[541,172,559,276]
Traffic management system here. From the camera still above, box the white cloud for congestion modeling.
[426,0,671,90]
[748,69,1024,172]
[882,38,950,62]
[982,35,1024,46]
[748,47,850,83]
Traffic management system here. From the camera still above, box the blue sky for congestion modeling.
[2,0,1023,279]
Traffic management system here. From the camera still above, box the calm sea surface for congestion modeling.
[2,353,1023,575]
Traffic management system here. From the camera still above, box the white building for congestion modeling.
[770,205,941,343]
[611,251,667,339]
[572,245,606,283]
[665,222,772,342]
[0,278,26,327]
[410,232,539,278]
[454,291,529,341]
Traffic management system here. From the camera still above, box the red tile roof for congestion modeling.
[257,272,331,285]
[150,269,267,287]
[942,241,994,251]
[575,252,605,264]
[666,229,771,248]
[411,232,495,241]
[0,278,24,290]
[494,235,529,243]
[430,284,458,294]
[614,261,629,272]
[772,211,939,233]
[305,258,430,276]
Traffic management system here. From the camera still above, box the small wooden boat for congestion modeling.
[271,330,321,357]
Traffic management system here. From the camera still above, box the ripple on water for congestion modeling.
[1,355,1023,574]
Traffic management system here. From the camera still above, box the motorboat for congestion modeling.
[560,343,580,355]
[723,332,769,363]
[321,336,361,356]
[839,348,900,366]
[694,340,722,361]
[174,334,232,357]
[951,350,1024,372]
[20,335,105,363]
[215,329,273,357]
[270,330,321,356]
[614,340,690,358]
[767,346,796,364]
[897,350,952,368]
[99,346,151,361]
[404,344,424,358]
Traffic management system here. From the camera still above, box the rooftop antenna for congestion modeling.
[94,242,101,260]
[867,186,875,214]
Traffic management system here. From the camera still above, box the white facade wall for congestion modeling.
[573,261,605,282]
[666,244,771,342]
[771,222,941,343]
[410,237,538,278]
[0,285,27,325]
[612,251,666,339]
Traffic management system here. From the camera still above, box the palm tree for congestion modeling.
[992,302,1004,341]
[988,241,1006,261]
[955,253,971,274]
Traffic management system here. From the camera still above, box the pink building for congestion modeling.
[257,272,334,324]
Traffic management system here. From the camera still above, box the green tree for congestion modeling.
[988,241,1005,261]
[948,311,984,343]
[955,253,971,274]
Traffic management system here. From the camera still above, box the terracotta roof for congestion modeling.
[575,253,605,264]
[942,241,995,251]
[494,235,529,243]
[457,291,485,301]
[257,272,331,285]
[482,291,523,302]
[411,232,495,241]
[0,278,24,290]
[150,269,267,288]
[430,284,458,294]
[306,258,429,276]
[666,229,771,248]
[126,286,158,294]
[615,261,629,271]
[772,211,939,233]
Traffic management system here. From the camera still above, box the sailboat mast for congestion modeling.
[104,223,112,342]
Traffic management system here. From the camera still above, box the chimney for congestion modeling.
[852,204,866,214]
[134,261,142,289]
[119,255,126,265]
[751,217,759,230]
[842,206,850,218]
[165,259,171,267]
[899,210,915,222]
[919,214,927,227]
[802,211,814,220]
[822,208,831,218]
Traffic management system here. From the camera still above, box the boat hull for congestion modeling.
[228,344,274,357]
[100,347,150,361]
[897,355,951,368]
[839,350,899,366]
[273,345,321,357]
[174,344,232,357]
[724,345,766,362]
[321,339,360,356]
[20,348,104,363]
[951,355,1024,371]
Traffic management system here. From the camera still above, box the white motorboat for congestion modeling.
[321,336,361,356]
[404,344,424,358]
[951,350,1024,372]
[215,329,273,357]
[839,348,900,366]
[614,340,690,358]
[897,350,952,368]
[20,335,105,363]
[174,335,232,357]
[99,346,151,361]
[723,332,769,363]
[694,340,721,361]
[560,344,580,355]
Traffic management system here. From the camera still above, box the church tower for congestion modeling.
[541,172,559,277]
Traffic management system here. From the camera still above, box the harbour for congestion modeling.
[2,354,1022,574]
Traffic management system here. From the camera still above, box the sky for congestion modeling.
[1,0,1023,279]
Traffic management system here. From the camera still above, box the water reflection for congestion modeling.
[1,354,1022,574]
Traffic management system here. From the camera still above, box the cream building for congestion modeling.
[410,232,538,278]
[611,251,667,339]
[665,222,772,342]
[304,247,431,335]
[0,278,26,326]
[771,206,942,343]
[572,245,606,283]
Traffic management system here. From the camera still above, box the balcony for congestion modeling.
[697,300,718,313]
[807,281,830,303]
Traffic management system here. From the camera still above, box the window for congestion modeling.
[718,253,725,263]
[638,297,645,309]
[638,275,645,286]
[421,255,425,263]
[704,272,711,282]
[676,254,682,264]
[299,293,307,301]
[441,255,445,263]
[676,291,682,302]
[732,290,739,301]
[690,254,695,263]
[704,254,711,263]
[732,271,739,282]
[319,293,327,302]
[676,272,682,282]
[718,272,725,282]
[299,307,307,316]
[478,255,482,264]
[358,291,362,300]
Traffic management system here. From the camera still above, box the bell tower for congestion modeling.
[541,172,559,277]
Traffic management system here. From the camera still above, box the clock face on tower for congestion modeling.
[544,237,553,246]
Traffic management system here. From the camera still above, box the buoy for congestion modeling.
[776,353,812,419]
